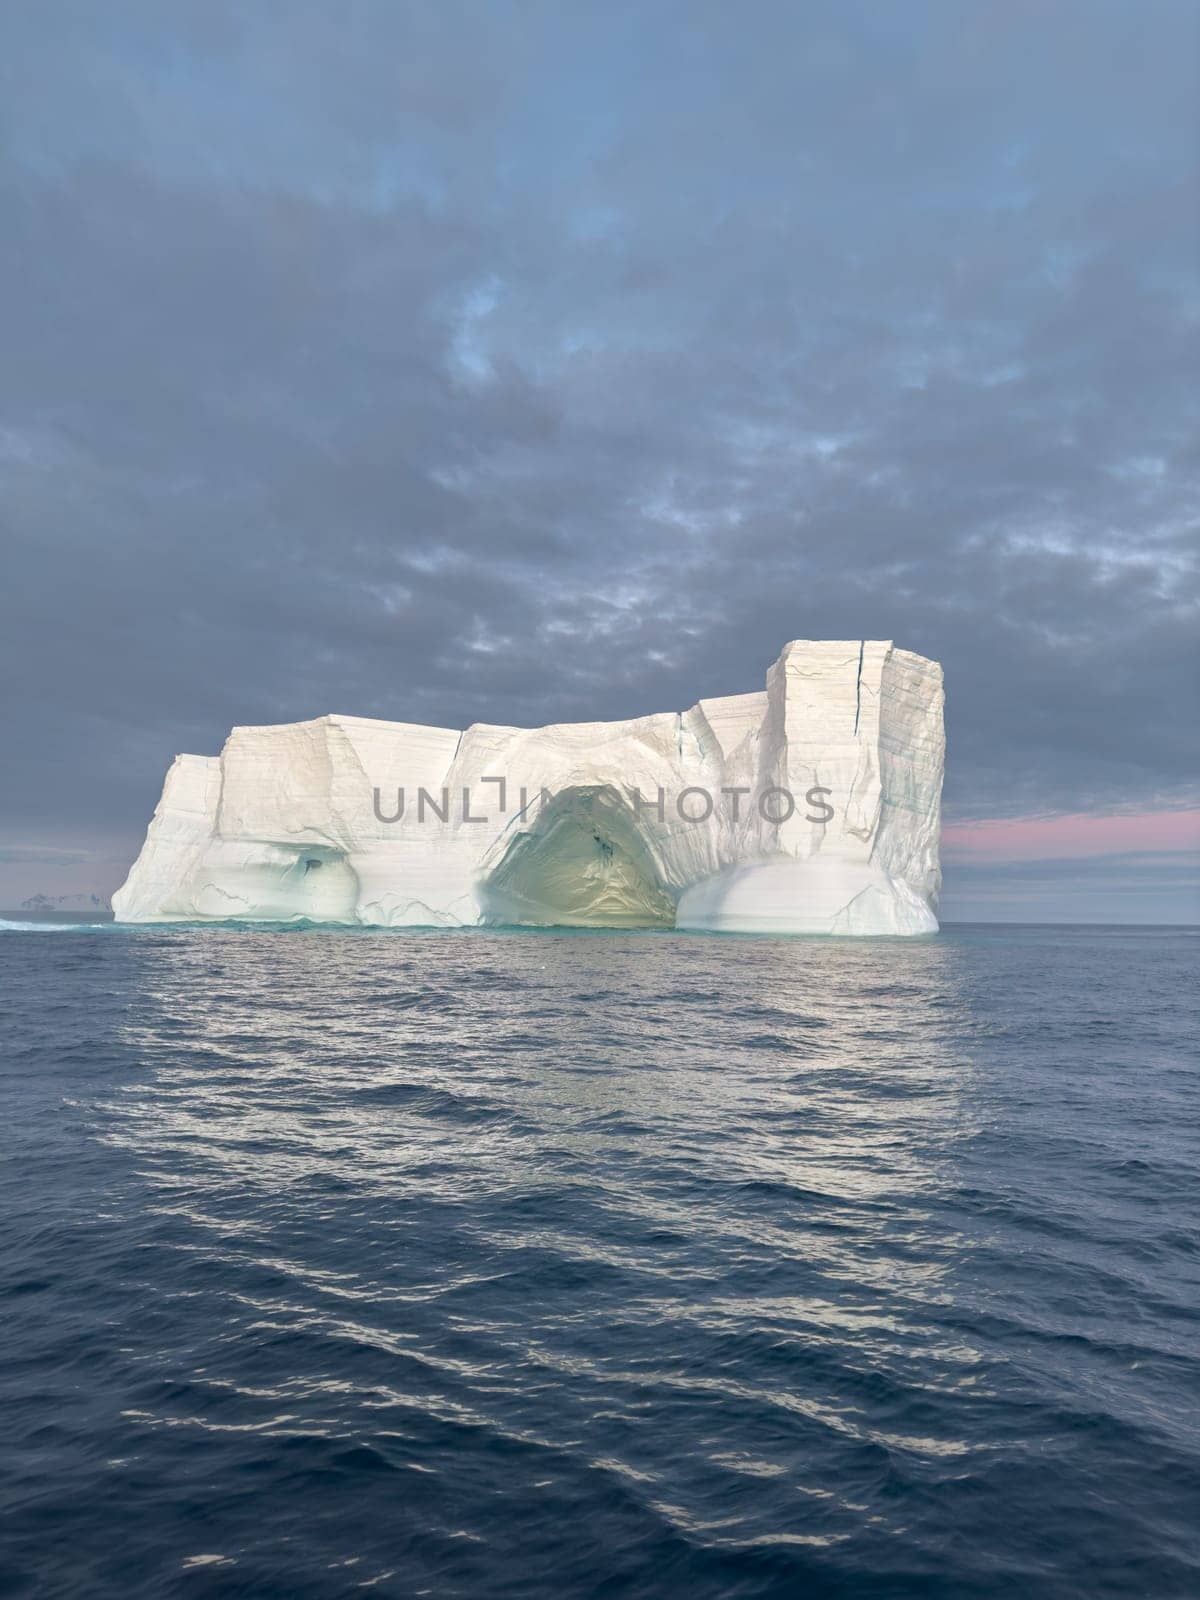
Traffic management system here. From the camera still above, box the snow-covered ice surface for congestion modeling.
[113,640,944,935]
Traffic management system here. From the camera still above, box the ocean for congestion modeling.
[0,920,1197,1599]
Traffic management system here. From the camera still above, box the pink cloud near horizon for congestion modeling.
[942,809,1200,864]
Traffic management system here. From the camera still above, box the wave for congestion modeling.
[0,918,104,932]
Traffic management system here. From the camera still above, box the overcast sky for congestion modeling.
[1,1,1197,919]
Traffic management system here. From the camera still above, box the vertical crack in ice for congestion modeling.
[853,640,865,736]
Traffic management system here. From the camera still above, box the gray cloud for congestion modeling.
[0,845,94,865]
[941,850,1200,925]
[0,0,1196,879]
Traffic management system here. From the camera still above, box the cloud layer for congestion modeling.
[1,2,1196,912]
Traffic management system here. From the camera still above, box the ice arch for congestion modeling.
[186,841,360,922]
[477,786,676,929]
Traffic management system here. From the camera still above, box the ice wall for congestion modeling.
[113,640,944,935]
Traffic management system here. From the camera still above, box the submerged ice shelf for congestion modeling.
[113,640,944,935]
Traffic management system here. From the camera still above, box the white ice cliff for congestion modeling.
[112,640,944,935]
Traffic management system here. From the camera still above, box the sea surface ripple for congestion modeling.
[1,922,1197,1598]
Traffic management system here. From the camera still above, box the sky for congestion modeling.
[1,0,1197,920]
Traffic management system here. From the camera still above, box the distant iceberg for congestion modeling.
[113,640,944,935]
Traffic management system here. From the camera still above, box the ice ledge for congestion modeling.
[113,639,944,936]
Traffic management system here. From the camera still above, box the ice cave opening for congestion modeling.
[478,786,676,929]
[188,842,360,922]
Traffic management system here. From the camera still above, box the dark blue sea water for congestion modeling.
[1,921,1197,1599]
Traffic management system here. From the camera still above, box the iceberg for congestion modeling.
[112,640,944,935]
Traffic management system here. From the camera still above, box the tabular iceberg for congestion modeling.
[112,640,944,935]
